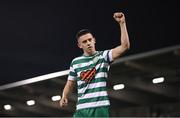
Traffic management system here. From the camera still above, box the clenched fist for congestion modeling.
[59,97,68,107]
[113,12,125,24]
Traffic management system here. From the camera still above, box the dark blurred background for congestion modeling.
[0,0,179,85]
[0,0,180,117]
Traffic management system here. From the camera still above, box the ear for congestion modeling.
[77,42,82,49]
[93,37,96,44]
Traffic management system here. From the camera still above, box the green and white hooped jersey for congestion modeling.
[68,50,113,110]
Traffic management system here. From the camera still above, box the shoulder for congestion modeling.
[98,50,112,56]
[70,55,85,66]
[72,55,84,62]
[98,49,111,53]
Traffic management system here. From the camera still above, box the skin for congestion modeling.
[77,33,96,56]
[59,12,130,108]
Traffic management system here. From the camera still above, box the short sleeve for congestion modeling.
[67,63,77,81]
[102,49,113,63]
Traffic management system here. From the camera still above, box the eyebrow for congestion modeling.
[82,38,92,43]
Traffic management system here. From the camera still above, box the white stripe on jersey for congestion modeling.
[67,75,76,81]
[78,91,108,100]
[77,100,110,110]
[78,82,106,94]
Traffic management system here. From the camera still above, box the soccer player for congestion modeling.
[59,12,130,117]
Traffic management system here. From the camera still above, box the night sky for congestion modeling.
[0,0,179,85]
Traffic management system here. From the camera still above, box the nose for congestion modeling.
[87,40,91,45]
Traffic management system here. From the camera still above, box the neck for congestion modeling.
[83,50,96,56]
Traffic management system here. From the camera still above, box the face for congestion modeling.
[77,33,96,55]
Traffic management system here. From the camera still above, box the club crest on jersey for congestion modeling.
[80,67,96,83]
[93,55,101,64]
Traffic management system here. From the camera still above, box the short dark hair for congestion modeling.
[76,29,92,40]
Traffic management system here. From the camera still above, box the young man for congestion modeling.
[59,12,130,117]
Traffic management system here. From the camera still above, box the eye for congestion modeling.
[88,38,92,42]
[82,40,87,43]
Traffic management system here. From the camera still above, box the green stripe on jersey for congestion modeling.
[72,52,103,65]
[78,87,107,97]
[75,60,104,73]
[69,71,77,76]
[78,95,109,104]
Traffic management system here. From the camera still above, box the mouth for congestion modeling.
[88,46,92,49]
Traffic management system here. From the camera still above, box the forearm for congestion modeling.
[62,80,74,98]
[119,21,130,49]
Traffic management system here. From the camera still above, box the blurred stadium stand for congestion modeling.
[0,45,180,117]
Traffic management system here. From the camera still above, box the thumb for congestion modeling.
[64,98,68,104]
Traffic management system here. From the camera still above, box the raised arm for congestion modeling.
[112,12,130,60]
[59,80,75,107]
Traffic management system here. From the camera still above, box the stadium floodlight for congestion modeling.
[113,84,125,90]
[4,104,12,110]
[152,77,164,84]
[52,95,61,101]
[26,100,35,106]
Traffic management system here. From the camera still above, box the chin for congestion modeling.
[86,50,93,54]
[90,50,96,54]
